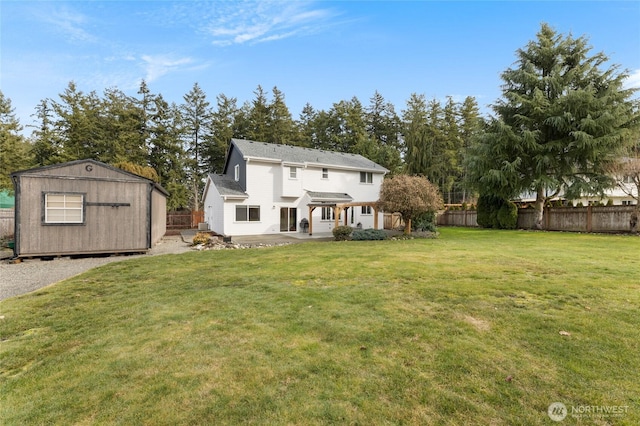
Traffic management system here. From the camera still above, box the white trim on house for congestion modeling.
[203,139,388,236]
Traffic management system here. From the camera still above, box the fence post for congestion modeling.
[587,205,592,233]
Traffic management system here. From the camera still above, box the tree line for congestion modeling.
[2,23,637,227]
[0,83,483,210]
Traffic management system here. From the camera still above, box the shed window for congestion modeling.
[45,193,84,224]
[361,206,372,215]
[289,166,298,179]
[236,205,260,222]
[322,168,329,179]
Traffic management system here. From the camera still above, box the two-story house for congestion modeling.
[202,138,388,236]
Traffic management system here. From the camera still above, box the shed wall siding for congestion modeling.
[17,176,148,256]
[151,188,167,245]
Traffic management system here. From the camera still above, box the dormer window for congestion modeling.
[289,166,297,179]
[234,164,239,181]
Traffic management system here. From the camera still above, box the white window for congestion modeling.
[235,205,260,222]
[321,207,334,221]
[361,206,372,215]
[322,168,329,179]
[622,200,635,206]
[234,164,240,181]
[289,166,297,179]
[360,172,373,184]
[45,193,84,224]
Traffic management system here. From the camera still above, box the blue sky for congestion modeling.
[1,0,639,134]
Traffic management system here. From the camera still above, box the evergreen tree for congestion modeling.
[247,85,270,142]
[207,93,239,173]
[100,88,146,164]
[297,103,316,148]
[52,82,103,161]
[149,96,189,210]
[402,93,430,176]
[31,99,63,166]
[182,83,212,210]
[467,23,639,228]
[458,96,484,203]
[268,86,297,145]
[0,91,33,190]
[365,91,403,174]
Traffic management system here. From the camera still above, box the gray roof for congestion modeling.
[307,191,353,202]
[230,138,388,173]
[209,174,247,197]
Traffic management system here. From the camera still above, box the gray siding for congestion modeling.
[13,160,167,257]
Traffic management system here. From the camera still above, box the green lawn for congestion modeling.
[1,228,639,425]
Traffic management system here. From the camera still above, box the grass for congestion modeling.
[1,228,639,425]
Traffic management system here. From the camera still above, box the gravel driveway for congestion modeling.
[0,236,192,301]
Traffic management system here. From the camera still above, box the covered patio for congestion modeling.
[307,201,381,236]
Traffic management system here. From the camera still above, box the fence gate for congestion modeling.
[166,210,204,230]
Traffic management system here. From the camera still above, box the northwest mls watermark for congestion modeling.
[548,402,630,422]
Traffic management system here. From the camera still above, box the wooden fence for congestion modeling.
[437,205,638,233]
[166,210,204,230]
[383,212,404,230]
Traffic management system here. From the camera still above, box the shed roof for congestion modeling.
[11,159,169,196]
[228,138,388,173]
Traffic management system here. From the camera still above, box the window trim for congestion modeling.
[235,205,261,222]
[321,207,334,221]
[42,192,86,225]
[360,171,373,184]
[234,164,240,181]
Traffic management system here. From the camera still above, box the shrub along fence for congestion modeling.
[438,205,637,233]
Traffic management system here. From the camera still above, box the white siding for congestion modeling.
[205,160,386,236]
[203,179,226,235]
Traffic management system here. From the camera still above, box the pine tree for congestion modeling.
[182,83,212,211]
[0,91,33,190]
[467,23,639,228]
[269,86,297,145]
[365,91,403,173]
[247,85,270,142]
[31,99,63,166]
[207,93,239,173]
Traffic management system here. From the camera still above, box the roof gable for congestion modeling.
[11,159,169,196]
[228,138,388,173]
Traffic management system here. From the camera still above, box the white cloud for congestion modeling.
[36,5,96,43]
[623,69,640,90]
[140,55,199,82]
[194,1,337,46]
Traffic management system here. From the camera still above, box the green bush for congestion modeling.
[413,211,437,232]
[477,194,502,228]
[497,201,518,229]
[478,195,519,229]
[352,229,387,241]
[332,225,353,241]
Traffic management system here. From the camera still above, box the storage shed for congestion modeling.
[11,159,168,258]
